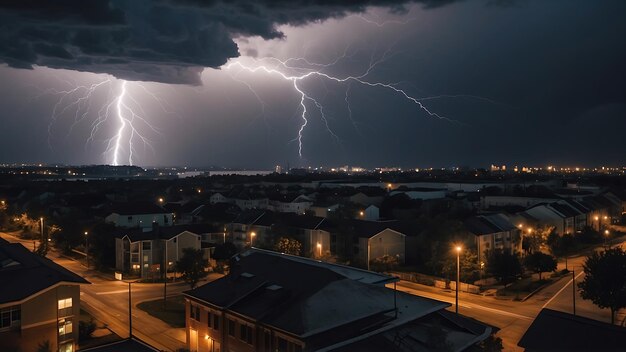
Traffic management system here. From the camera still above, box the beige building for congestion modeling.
[0,239,89,352]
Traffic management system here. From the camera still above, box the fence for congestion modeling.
[387,271,480,294]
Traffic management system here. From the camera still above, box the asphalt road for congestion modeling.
[395,239,625,351]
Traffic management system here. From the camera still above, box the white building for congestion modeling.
[105,202,173,229]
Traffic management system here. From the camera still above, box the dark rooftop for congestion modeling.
[0,241,89,304]
[518,308,626,351]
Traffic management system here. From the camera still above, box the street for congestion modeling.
[395,239,625,351]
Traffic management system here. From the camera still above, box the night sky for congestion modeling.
[0,0,624,169]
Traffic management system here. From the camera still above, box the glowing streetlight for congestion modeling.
[317,242,322,257]
[359,211,364,217]
[250,232,256,247]
[158,197,164,204]
[455,245,462,314]
[84,231,89,268]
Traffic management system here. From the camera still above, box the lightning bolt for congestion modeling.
[224,48,458,159]
[35,77,174,166]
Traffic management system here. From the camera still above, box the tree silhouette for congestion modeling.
[578,247,626,324]
[523,252,557,280]
[176,248,207,289]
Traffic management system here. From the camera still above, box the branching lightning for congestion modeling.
[225,48,459,158]
[37,78,175,166]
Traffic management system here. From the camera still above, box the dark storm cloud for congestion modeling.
[0,0,458,85]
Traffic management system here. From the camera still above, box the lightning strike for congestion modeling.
[224,48,458,159]
[38,77,173,166]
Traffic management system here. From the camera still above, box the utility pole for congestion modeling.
[128,281,132,338]
[456,246,461,314]
[572,269,576,316]
[164,243,168,310]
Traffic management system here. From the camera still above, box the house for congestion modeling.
[517,308,626,351]
[183,249,492,352]
[0,239,89,352]
[105,202,173,229]
[464,214,521,261]
[389,187,447,200]
[114,225,204,278]
[308,202,340,218]
[268,194,313,214]
[524,202,586,235]
[356,205,379,221]
[269,213,329,258]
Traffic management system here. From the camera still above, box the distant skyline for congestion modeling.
[0,0,624,168]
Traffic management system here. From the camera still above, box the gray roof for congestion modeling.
[185,249,444,349]
[518,308,626,351]
[0,241,89,304]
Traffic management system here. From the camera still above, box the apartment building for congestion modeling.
[0,239,89,352]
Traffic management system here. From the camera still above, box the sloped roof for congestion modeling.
[465,214,516,236]
[185,249,440,345]
[0,241,89,304]
[518,308,626,351]
[109,202,169,215]
[115,223,218,241]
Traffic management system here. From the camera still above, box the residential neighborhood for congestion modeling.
[1,165,625,351]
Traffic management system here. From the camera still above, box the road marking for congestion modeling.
[95,289,128,295]
[542,271,584,309]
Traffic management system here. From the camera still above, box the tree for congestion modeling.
[440,248,480,283]
[176,248,207,289]
[485,250,522,286]
[547,232,575,258]
[578,247,626,324]
[275,237,302,256]
[79,319,96,340]
[36,340,51,352]
[523,252,557,280]
[476,335,503,352]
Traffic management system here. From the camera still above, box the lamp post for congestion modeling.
[604,229,610,248]
[317,242,322,258]
[455,245,462,314]
[84,231,89,268]
[594,216,599,231]
[250,232,256,247]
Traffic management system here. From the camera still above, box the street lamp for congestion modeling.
[455,245,462,314]
[317,242,322,258]
[84,231,89,269]
[158,197,164,204]
[604,229,610,247]
[250,232,256,247]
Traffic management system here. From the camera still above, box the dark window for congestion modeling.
[142,241,151,250]
[164,215,169,223]
[213,314,220,330]
[240,324,253,344]
[127,216,133,222]
[264,330,271,350]
[228,319,235,337]
[277,337,288,352]
[190,305,200,321]
[207,312,212,328]
[1,311,10,328]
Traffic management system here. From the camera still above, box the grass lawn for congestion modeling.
[137,295,186,328]
[497,277,551,300]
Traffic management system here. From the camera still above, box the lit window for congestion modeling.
[58,298,72,310]
[59,319,73,337]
